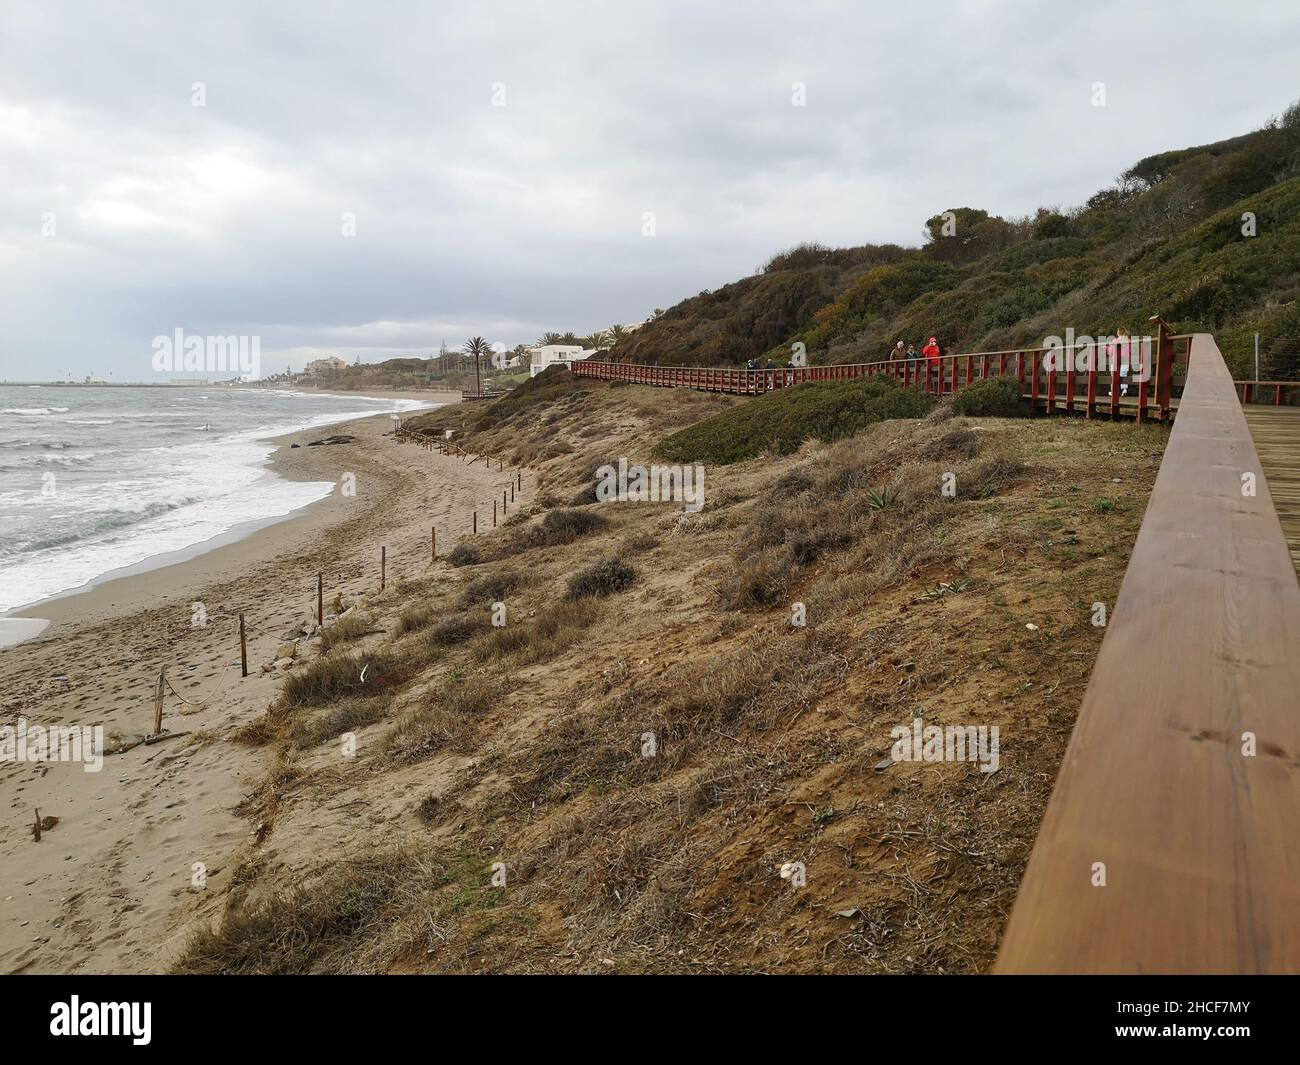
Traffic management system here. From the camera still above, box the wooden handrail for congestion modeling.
[994,333,1300,973]
[574,334,1185,420]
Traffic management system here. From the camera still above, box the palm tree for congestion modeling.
[607,324,629,347]
[538,331,562,346]
[583,330,610,350]
[464,336,490,396]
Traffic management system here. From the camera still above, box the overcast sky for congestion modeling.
[1,0,1297,380]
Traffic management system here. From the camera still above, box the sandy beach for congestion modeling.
[0,393,526,973]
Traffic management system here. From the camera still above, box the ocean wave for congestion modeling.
[3,407,55,415]
[114,412,201,419]
[0,389,434,611]
[0,495,202,558]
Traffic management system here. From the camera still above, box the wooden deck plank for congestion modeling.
[1244,405,1300,575]
[995,334,1300,974]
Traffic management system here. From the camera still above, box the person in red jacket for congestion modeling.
[921,336,942,390]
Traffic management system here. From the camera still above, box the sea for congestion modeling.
[0,386,434,616]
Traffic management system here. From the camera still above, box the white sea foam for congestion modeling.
[0,389,437,614]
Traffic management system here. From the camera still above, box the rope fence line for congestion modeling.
[137,419,537,738]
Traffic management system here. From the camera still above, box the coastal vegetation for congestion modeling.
[614,103,1300,379]
[654,375,934,464]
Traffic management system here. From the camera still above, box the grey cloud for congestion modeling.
[1,0,1297,377]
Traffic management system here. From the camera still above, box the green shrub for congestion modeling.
[655,376,934,465]
[951,376,1028,418]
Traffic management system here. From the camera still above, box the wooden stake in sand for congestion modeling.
[153,668,166,736]
[431,526,436,562]
[517,470,522,492]
[510,482,515,503]
[239,614,248,678]
[473,511,478,534]
[317,572,324,626]
[493,500,497,527]
[33,808,41,843]
[502,489,507,513]
[381,545,387,590]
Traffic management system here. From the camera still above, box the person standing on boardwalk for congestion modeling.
[922,336,942,390]
[1105,327,1132,396]
[891,340,906,361]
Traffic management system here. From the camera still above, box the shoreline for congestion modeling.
[0,402,521,973]
[0,389,461,644]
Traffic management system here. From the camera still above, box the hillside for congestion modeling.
[614,104,1300,379]
[176,377,1166,973]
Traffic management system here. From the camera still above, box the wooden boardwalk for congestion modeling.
[995,334,1300,974]
[1244,405,1300,574]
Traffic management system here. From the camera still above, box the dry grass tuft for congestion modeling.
[319,612,378,653]
[173,847,501,974]
[289,695,391,749]
[514,507,609,549]
[566,556,636,599]
[278,649,415,708]
[470,597,600,664]
[382,674,499,763]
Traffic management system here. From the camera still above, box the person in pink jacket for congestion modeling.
[1105,328,1131,397]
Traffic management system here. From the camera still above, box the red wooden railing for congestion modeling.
[572,323,1292,420]
[1237,380,1300,406]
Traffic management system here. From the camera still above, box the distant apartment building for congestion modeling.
[306,356,348,375]
[528,345,590,378]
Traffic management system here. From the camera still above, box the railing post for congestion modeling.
[1031,352,1041,412]
[1086,343,1097,419]
[1136,339,1149,423]
[1154,317,1174,421]
[1066,351,1077,414]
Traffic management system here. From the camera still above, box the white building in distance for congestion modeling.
[529,345,590,378]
